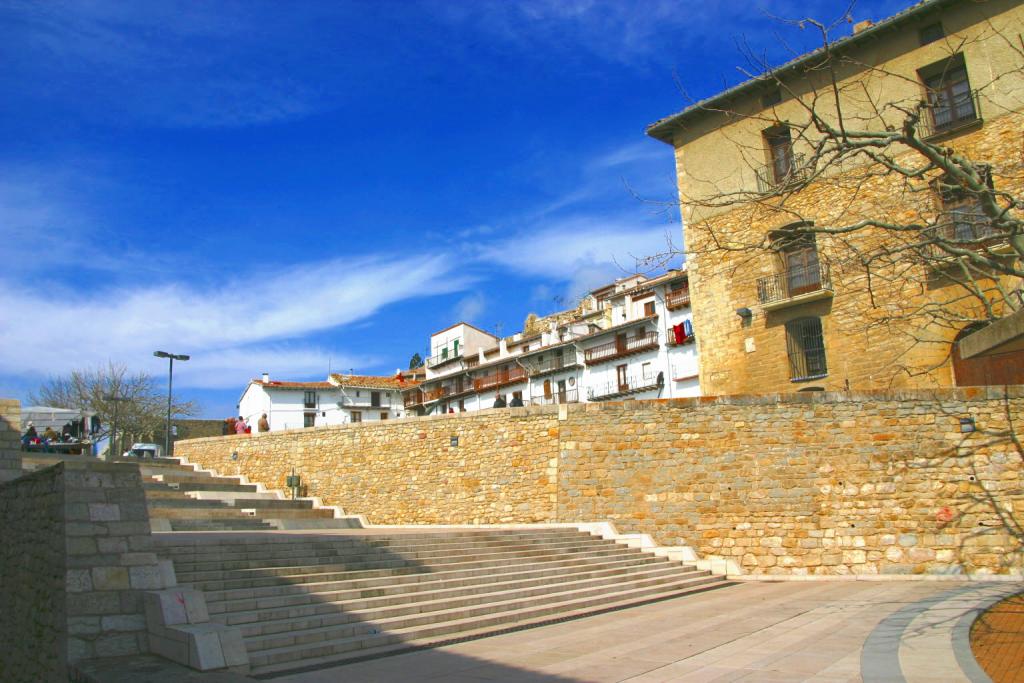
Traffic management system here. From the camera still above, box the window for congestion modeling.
[921,57,977,134]
[641,362,652,381]
[785,317,828,381]
[303,391,316,409]
[643,301,656,317]
[458,399,465,412]
[371,391,381,407]
[350,411,362,423]
[778,233,822,296]
[933,167,995,244]
[303,412,316,428]
[919,22,944,46]
[764,126,794,184]
[616,364,628,392]
[380,412,388,420]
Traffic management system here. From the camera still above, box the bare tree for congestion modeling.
[29,361,198,448]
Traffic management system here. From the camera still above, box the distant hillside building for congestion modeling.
[238,372,419,431]
[403,268,700,415]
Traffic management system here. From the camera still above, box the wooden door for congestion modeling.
[616,364,628,392]
[953,328,1024,386]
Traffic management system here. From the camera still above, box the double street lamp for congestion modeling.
[154,351,190,458]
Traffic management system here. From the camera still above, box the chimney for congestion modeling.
[261,372,269,383]
[499,338,508,356]
[853,19,873,34]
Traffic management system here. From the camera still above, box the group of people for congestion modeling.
[21,421,81,451]
[492,393,524,408]
[224,414,271,435]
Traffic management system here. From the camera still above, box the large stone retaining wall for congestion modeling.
[0,461,165,681]
[176,388,1024,576]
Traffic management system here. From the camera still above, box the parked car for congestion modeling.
[126,442,163,459]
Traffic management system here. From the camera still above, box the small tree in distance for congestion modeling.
[408,353,424,369]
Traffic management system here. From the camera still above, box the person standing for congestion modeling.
[258,413,270,432]
[235,417,248,435]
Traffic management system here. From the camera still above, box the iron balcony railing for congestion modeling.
[527,352,582,376]
[921,214,1004,259]
[473,366,527,392]
[665,287,691,310]
[920,88,981,140]
[584,331,659,365]
[529,388,580,406]
[426,347,462,368]
[757,263,832,306]
[588,375,660,401]
[755,153,810,193]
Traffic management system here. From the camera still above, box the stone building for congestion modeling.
[647,0,1024,394]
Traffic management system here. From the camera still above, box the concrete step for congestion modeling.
[168,519,276,531]
[161,532,606,565]
[167,534,613,572]
[148,473,248,486]
[247,573,731,673]
[220,562,701,631]
[203,552,665,605]
[174,541,642,584]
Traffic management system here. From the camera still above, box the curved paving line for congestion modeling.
[952,585,1023,683]
[861,584,981,683]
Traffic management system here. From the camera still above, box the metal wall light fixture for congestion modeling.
[736,307,753,318]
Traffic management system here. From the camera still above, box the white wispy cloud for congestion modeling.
[453,293,487,324]
[0,254,467,388]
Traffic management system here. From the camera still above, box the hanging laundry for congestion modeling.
[683,320,693,340]
[673,323,685,345]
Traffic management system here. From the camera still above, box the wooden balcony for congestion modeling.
[756,263,833,311]
[665,287,691,310]
[473,367,527,392]
[403,390,425,408]
[421,387,450,403]
[584,331,659,366]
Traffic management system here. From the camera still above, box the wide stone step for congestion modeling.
[231,498,313,509]
[246,508,336,519]
[247,573,731,673]
[147,499,232,509]
[156,528,581,557]
[155,528,584,557]
[175,542,641,584]
[160,481,259,493]
[223,562,698,632]
[243,565,705,647]
[169,524,278,532]
[169,534,611,573]
[204,552,665,605]
[148,473,248,486]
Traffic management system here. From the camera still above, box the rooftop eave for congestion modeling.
[644,0,956,146]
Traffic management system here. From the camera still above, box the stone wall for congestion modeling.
[0,461,167,681]
[178,408,561,525]
[0,398,22,482]
[176,388,1024,577]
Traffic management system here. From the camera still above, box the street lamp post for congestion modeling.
[154,351,190,459]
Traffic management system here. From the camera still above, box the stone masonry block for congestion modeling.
[129,564,165,590]
[66,568,94,593]
[88,503,121,522]
[92,566,130,590]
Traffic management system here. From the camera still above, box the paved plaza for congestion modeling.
[272,580,1021,683]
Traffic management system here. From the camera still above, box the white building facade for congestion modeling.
[403,269,700,415]
[238,373,417,432]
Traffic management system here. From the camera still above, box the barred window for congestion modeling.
[786,317,828,381]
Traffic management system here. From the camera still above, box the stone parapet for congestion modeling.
[0,398,22,482]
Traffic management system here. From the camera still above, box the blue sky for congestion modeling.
[0,0,910,418]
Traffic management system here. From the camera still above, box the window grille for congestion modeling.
[786,317,828,381]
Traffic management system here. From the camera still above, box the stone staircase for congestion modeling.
[140,458,338,531]
[155,528,731,676]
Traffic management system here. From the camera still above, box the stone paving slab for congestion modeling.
[269,581,952,682]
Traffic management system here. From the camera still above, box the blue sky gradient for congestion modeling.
[0,0,909,417]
